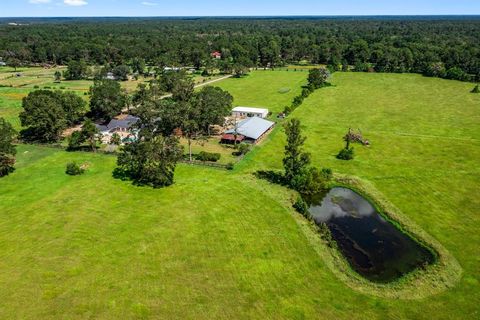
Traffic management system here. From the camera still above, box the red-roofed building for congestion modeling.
[211,51,222,59]
[221,134,245,144]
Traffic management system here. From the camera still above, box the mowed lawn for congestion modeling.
[0,145,359,319]
[216,70,308,115]
[0,87,30,128]
[0,72,479,319]
[239,72,480,317]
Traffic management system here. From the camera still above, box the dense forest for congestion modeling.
[1,17,479,81]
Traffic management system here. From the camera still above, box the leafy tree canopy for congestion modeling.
[116,135,184,188]
[89,79,126,122]
[0,118,17,156]
[20,90,67,142]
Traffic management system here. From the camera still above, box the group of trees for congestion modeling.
[0,118,17,177]
[63,61,137,81]
[19,77,129,143]
[116,72,233,187]
[284,68,331,115]
[19,90,86,142]
[89,79,127,121]
[1,18,478,81]
[68,119,99,152]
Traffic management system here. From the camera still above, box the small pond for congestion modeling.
[306,187,435,283]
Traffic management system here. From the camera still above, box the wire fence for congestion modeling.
[21,142,235,169]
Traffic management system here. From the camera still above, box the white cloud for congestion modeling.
[29,0,52,4]
[141,1,158,6]
[64,0,88,6]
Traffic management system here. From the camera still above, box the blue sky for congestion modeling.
[1,0,479,17]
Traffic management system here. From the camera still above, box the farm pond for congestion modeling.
[306,187,435,283]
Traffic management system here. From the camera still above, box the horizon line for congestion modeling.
[1,14,480,19]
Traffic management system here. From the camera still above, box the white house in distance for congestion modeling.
[232,107,269,119]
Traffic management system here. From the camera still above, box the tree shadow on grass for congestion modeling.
[112,167,131,182]
[254,170,286,186]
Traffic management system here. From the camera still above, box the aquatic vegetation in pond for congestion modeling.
[306,187,435,283]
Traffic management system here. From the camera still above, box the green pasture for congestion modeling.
[216,70,307,116]
[0,71,479,319]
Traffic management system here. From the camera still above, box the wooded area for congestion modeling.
[1,17,479,81]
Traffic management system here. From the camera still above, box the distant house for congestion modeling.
[164,67,181,72]
[95,115,140,144]
[0,61,6,67]
[232,107,269,119]
[105,72,116,80]
[211,51,222,59]
[222,117,275,144]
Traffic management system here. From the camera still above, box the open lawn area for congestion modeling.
[0,87,30,128]
[216,70,307,116]
[0,72,479,319]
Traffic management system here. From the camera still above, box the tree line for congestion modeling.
[1,18,479,81]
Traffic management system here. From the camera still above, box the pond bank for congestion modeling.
[291,174,462,299]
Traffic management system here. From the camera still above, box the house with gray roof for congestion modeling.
[96,115,139,134]
[222,117,275,144]
[95,115,140,144]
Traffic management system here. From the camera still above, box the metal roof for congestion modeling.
[225,117,275,140]
[96,116,139,133]
[232,107,269,114]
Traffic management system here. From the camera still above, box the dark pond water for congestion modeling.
[306,187,435,283]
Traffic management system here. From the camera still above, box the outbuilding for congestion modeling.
[223,117,275,144]
[232,107,269,119]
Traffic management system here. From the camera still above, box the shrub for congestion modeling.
[0,153,15,177]
[33,85,39,89]
[65,162,85,176]
[234,143,250,156]
[301,86,313,98]
[196,151,221,162]
[446,67,467,81]
[283,105,293,115]
[60,86,66,90]
[293,196,311,219]
[67,131,84,150]
[321,168,333,181]
[336,147,355,160]
[291,95,304,107]
[225,162,234,170]
[43,86,51,89]
[471,85,480,93]
[290,167,327,195]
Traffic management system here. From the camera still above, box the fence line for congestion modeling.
[20,142,233,169]
[179,159,230,170]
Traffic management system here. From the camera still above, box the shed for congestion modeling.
[232,107,269,119]
[224,117,275,144]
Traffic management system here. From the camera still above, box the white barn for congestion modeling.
[232,107,269,119]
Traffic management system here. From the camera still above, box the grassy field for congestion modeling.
[0,72,479,319]
[216,70,307,116]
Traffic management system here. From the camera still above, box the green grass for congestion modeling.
[0,72,479,319]
[0,87,29,128]
[216,70,307,116]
